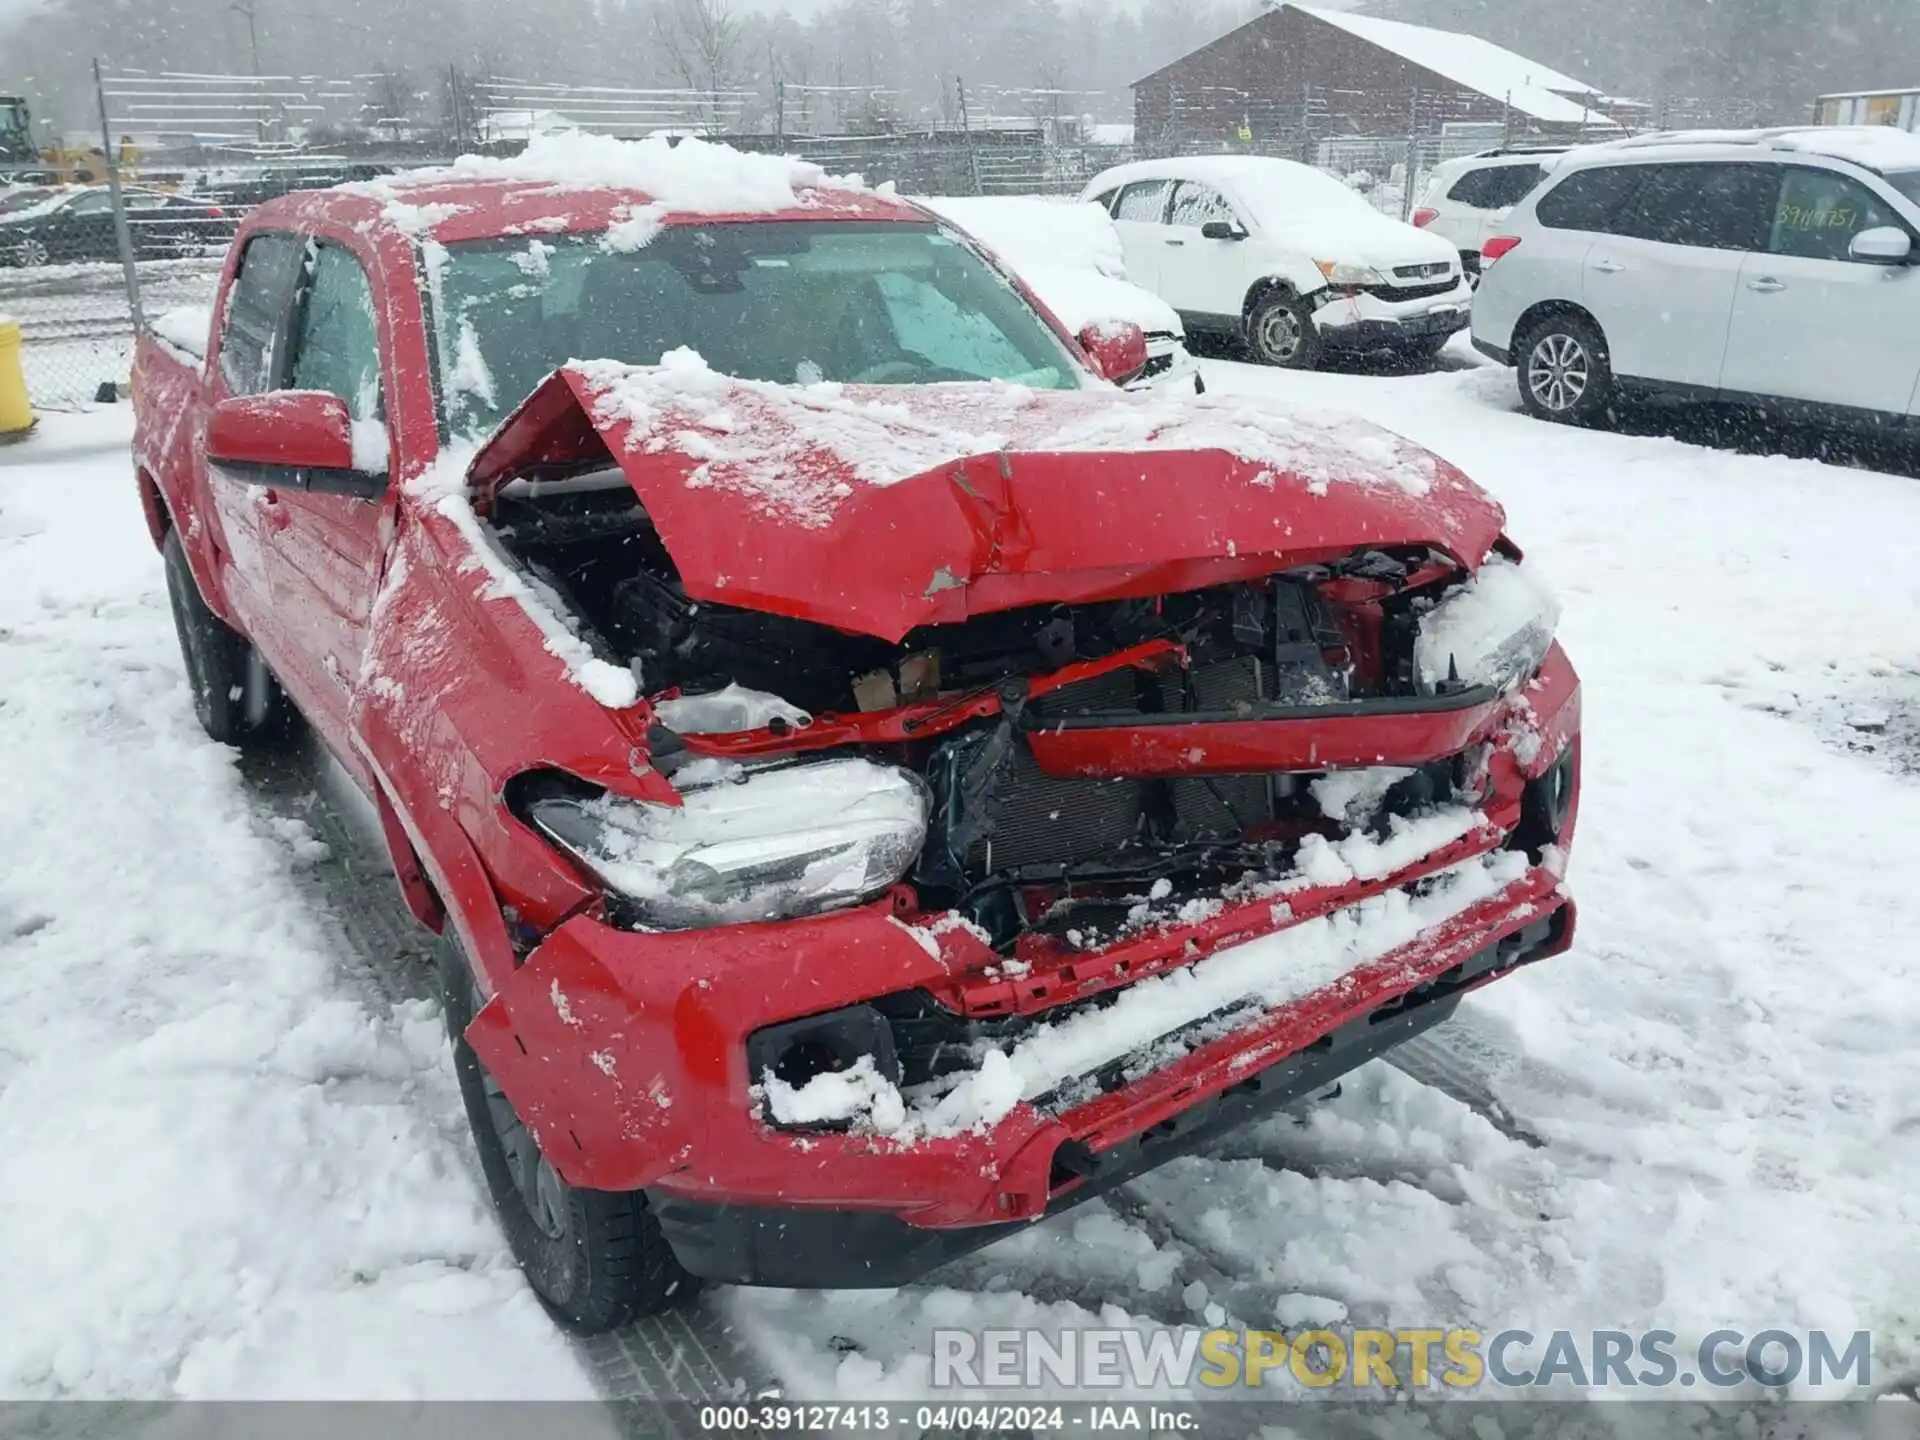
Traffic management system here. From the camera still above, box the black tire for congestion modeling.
[1514,312,1615,425]
[440,954,697,1332]
[162,528,291,746]
[1246,289,1323,370]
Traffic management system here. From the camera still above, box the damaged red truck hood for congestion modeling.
[467,360,1506,642]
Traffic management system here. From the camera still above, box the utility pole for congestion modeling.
[956,75,982,195]
[93,58,144,335]
[230,0,262,75]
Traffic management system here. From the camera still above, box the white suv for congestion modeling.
[1471,127,1920,427]
[1083,156,1470,369]
[1412,147,1571,274]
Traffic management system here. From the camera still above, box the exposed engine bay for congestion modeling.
[490,475,1509,952]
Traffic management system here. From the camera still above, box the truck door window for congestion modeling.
[218,232,303,395]
[288,243,383,421]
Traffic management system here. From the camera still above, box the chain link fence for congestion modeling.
[0,178,235,406]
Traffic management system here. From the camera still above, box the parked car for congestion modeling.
[1412,146,1573,274]
[132,141,1581,1332]
[913,193,1197,387]
[0,184,231,266]
[1082,155,1471,368]
[1471,126,1920,428]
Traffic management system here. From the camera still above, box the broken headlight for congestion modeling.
[526,757,930,930]
[1413,558,1560,696]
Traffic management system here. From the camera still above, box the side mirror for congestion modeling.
[1200,220,1247,242]
[1076,321,1151,385]
[1849,225,1913,264]
[206,391,384,497]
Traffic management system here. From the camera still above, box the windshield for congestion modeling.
[1884,169,1920,206]
[0,187,52,215]
[431,219,1082,439]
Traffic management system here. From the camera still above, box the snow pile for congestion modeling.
[764,838,1523,1143]
[1413,556,1560,693]
[764,1055,906,1131]
[368,131,862,213]
[915,195,1183,342]
[575,350,1452,527]
[148,305,213,360]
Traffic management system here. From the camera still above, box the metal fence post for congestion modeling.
[93,59,145,337]
[956,76,983,196]
[1401,87,1420,222]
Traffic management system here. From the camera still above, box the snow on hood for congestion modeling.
[466,350,1505,641]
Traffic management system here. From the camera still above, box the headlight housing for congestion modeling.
[1413,558,1560,696]
[1315,259,1389,287]
[525,757,930,930]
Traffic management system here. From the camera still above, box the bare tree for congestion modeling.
[363,68,417,141]
[650,0,744,132]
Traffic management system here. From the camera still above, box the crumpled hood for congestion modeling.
[467,353,1505,642]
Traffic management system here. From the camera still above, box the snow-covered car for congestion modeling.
[1471,126,1920,427]
[913,194,1195,386]
[1083,156,1472,368]
[131,135,1581,1333]
[1411,147,1574,274]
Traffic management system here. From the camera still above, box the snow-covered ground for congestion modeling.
[3,352,1918,1402]
[0,412,591,1399]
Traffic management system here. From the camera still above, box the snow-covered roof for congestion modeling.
[1286,4,1618,128]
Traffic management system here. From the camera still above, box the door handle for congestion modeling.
[1592,259,1625,274]
[1164,238,1186,247]
[1746,276,1787,293]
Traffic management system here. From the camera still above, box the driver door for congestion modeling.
[262,239,395,750]
[1159,180,1251,322]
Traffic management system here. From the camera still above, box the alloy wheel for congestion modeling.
[481,1064,569,1241]
[1256,305,1304,363]
[1527,332,1590,413]
[16,237,50,266]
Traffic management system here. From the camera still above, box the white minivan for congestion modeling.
[1082,156,1471,368]
[1471,127,1920,427]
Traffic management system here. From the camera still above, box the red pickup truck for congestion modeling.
[131,139,1581,1333]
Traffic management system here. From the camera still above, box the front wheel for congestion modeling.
[1515,313,1615,425]
[1246,290,1323,370]
[441,957,697,1331]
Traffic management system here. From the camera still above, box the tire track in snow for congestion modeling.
[236,733,778,1414]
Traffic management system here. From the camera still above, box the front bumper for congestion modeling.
[1312,278,1473,351]
[465,649,1581,1288]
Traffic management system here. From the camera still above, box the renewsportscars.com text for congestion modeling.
[932,1327,1873,1392]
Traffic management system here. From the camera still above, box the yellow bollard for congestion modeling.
[0,314,34,441]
